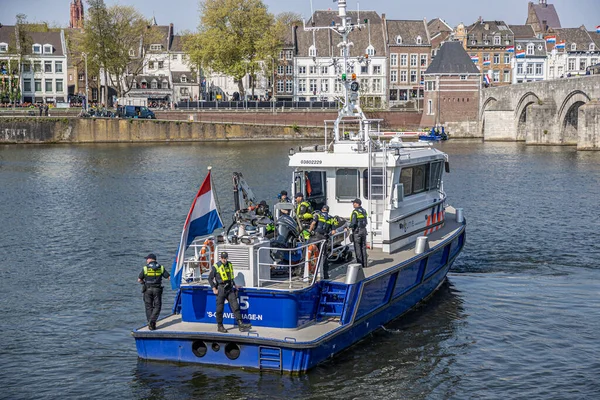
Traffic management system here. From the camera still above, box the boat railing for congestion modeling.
[256,239,326,289]
[183,238,216,283]
[328,230,350,259]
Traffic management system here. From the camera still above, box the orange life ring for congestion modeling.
[198,238,215,272]
[306,243,320,273]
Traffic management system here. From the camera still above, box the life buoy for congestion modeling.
[199,238,215,272]
[306,243,320,273]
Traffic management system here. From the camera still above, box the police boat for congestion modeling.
[132,1,466,373]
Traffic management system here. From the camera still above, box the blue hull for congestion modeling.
[134,226,465,373]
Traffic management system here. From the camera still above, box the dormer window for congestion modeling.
[396,35,402,45]
[129,49,135,57]
[590,43,596,51]
[181,75,187,83]
[161,80,169,89]
[571,43,577,51]
[131,81,137,89]
[150,44,162,51]
[366,45,375,56]
[43,44,53,54]
[309,45,317,57]
[32,44,42,54]
[471,40,477,45]
[538,44,543,51]
[151,79,157,89]
[0,43,7,53]
[517,44,522,50]
[527,44,534,55]
[494,36,501,45]
[416,36,422,45]
[141,80,147,89]
[484,40,489,45]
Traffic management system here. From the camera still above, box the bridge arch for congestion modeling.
[514,92,540,141]
[558,91,591,144]
[479,96,497,136]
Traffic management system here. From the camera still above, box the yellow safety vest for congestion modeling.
[143,265,164,277]
[214,261,234,282]
[297,201,313,220]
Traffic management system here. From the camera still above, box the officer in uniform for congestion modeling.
[309,205,335,279]
[348,199,368,268]
[256,200,275,235]
[295,192,314,232]
[138,254,170,330]
[208,252,251,333]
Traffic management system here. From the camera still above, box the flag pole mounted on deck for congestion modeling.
[170,166,224,291]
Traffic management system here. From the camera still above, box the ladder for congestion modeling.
[368,141,387,247]
[317,282,349,321]
[258,346,282,372]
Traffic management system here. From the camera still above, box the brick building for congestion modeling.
[526,0,561,37]
[420,41,480,133]
[427,18,454,59]
[385,19,431,109]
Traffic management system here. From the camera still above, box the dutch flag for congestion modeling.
[516,50,526,58]
[506,46,514,53]
[596,25,600,33]
[483,60,491,66]
[471,56,479,63]
[483,74,490,85]
[546,36,556,43]
[171,168,223,289]
[556,41,565,49]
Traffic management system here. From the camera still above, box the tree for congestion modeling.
[185,0,279,99]
[80,0,159,105]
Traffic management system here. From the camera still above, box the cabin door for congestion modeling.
[294,170,327,210]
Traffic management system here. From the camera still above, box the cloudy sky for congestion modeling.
[1,0,598,33]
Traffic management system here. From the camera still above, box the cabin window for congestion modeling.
[399,168,413,196]
[336,169,359,200]
[400,162,440,197]
[429,161,443,189]
[413,165,428,193]
[362,169,383,200]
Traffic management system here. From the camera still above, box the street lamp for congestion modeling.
[81,52,89,111]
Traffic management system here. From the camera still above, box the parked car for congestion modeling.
[117,105,155,119]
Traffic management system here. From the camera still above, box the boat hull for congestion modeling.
[133,226,465,373]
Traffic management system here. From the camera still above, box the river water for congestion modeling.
[1,140,599,400]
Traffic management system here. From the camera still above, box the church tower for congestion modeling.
[69,0,84,29]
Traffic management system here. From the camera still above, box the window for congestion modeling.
[535,63,543,75]
[427,99,433,115]
[286,80,293,92]
[56,79,63,92]
[591,58,598,66]
[150,44,162,51]
[180,87,189,95]
[493,53,500,64]
[399,168,413,196]
[24,79,31,92]
[33,44,42,54]
[571,43,576,51]
[131,81,137,89]
[286,50,293,59]
[372,78,381,92]
[416,36,422,45]
[181,75,187,83]
[277,80,284,92]
[366,45,375,56]
[526,64,533,75]
[390,54,398,67]
[0,43,7,52]
[320,79,329,92]
[55,61,62,73]
[410,70,417,83]
[396,35,402,44]
[494,36,501,45]
[590,43,596,52]
[400,163,436,197]
[34,79,41,92]
[391,70,397,83]
[148,61,154,69]
[277,65,284,75]
[504,70,510,82]
[413,165,427,193]
[549,66,555,78]
[361,79,369,92]
[309,65,316,74]
[493,70,499,82]
[568,58,576,71]
[373,65,381,74]
[45,79,53,92]
[400,70,407,82]
[517,63,524,74]
[429,161,443,190]
[579,59,587,71]
[527,44,534,55]
[309,79,317,94]
[22,63,31,72]
[309,45,316,57]
[483,53,490,62]
[361,65,368,74]
[298,66,306,74]
[161,81,168,89]
[171,54,178,60]
[43,45,52,54]
[130,49,136,57]
[279,50,284,60]
[336,169,359,200]
[320,66,328,75]
[460,75,467,80]
[420,54,427,67]
[334,80,342,93]
[44,61,52,73]
[298,79,306,92]
[504,53,510,64]
[410,54,417,67]
[151,80,157,89]
[78,73,84,81]
[158,61,164,69]
[400,54,407,66]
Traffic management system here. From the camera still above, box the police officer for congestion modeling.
[208,252,251,333]
[309,205,335,279]
[348,199,368,268]
[278,190,291,203]
[295,192,313,231]
[256,200,275,235]
[138,254,170,331]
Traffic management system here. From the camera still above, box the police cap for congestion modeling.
[220,252,229,259]
[322,205,329,212]
[259,200,267,206]
[145,253,157,260]
[295,192,304,198]
[352,198,362,205]
[280,190,288,196]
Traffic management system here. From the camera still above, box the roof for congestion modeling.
[424,41,480,75]
[466,20,514,46]
[509,24,535,39]
[170,35,183,52]
[514,39,547,56]
[146,25,171,52]
[296,11,386,58]
[588,31,600,47]
[531,2,561,29]
[553,27,594,52]
[0,25,16,52]
[428,18,453,35]
[386,20,431,46]
[171,71,196,83]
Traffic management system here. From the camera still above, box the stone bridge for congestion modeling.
[480,75,600,150]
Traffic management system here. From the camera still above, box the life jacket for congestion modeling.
[214,260,234,282]
[350,207,368,229]
[315,211,334,235]
[296,201,313,221]
[143,263,165,286]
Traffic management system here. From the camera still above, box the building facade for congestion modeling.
[512,38,548,83]
[385,18,431,109]
[69,0,84,30]
[547,27,599,78]
[526,0,561,37]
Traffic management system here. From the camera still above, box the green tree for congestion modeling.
[185,0,280,99]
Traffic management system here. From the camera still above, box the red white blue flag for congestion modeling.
[555,41,565,49]
[546,36,556,43]
[516,50,526,58]
[596,25,600,33]
[171,169,223,289]
[506,46,514,53]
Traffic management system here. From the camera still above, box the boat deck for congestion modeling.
[134,207,463,343]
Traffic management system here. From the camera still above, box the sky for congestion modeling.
[1,0,598,33]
